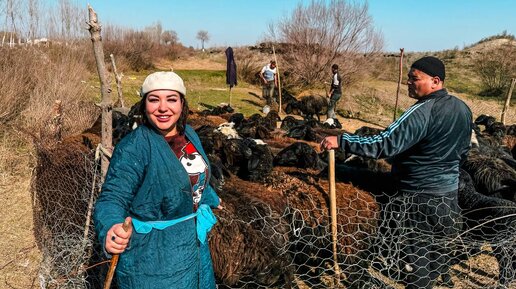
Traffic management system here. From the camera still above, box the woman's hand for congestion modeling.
[320,136,339,151]
[105,217,133,254]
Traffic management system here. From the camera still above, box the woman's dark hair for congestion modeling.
[138,92,189,135]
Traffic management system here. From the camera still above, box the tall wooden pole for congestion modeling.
[272,45,282,115]
[328,149,341,285]
[229,87,232,107]
[501,78,516,125]
[87,5,112,180]
[393,48,404,122]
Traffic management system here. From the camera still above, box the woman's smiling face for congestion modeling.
[145,89,183,137]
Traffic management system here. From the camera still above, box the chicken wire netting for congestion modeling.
[31,134,106,289]
[30,135,516,289]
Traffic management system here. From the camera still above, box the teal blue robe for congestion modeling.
[94,124,220,289]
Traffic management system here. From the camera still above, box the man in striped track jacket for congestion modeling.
[321,56,472,289]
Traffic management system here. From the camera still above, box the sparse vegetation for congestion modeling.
[473,42,516,97]
[465,30,516,49]
[268,0,383,87]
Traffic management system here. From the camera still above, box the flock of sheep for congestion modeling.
[31,96,516,288]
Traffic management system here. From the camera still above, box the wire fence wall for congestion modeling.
[30,131,516,289]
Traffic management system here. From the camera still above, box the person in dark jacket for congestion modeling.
[94,71,222,289]
[320,56,472,289]
[327,63,342,119]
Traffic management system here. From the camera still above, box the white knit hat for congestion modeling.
[140,71,186,97]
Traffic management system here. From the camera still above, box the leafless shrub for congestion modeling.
[234,47,263,85]
[268,0,383,87]
[104,30,155,71]
[0,45,97,139]
[473,42,516,96]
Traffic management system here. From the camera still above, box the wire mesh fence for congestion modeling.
[30,131,516,289]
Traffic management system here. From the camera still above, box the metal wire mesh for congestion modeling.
[30,133,516,289]
[31,133,105,289]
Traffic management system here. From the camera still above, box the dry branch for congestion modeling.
[110,54,125,108]
[87,5,112,180]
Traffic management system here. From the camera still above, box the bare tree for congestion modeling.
[162,30,178,45]
[268,0,383,86]
[196,30,209,51]
[6,0,17,47]
[28,0,40,43]
[156,21,162,44]
[144,21,162,44]
[57,0,84,41]
[474,41,516,96]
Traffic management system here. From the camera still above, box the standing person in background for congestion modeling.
[260,60,278,105]
[327,63,342,119]
[94,71,222,289]
[320,56,472,289]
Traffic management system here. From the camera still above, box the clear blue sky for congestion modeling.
[76,0,515,52]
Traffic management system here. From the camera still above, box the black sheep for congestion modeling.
[273,142,326,170]
[228,113,245,128]
[456,169,516,288]
[475,114,497,128]
[195,125,225,155]
[299,95,328,122]
[262,110,281,131]
[322,117,343,129]
[462,149,516,202]
[220,138,273,182]
[280,115,303,131]
[475,114,506,139]
[286,124,318,142]
[243,138,274,182]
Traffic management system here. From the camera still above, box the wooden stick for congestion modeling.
[328,149,341,285]
[393,48,404,122]
[501,78,516,125]
[272,45,282,115]
[229,87,232,107]
[103,218,132,289]
[110,54,125,108]
[87,5,112,181]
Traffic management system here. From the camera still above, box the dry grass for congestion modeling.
[0,44,97,288]
[0,128,41,288]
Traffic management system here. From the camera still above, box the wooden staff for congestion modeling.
[272,45,282,115]
[393,48,404,122]
[501,78,516,125]
[103,218,132,289]
[328,149,341,284]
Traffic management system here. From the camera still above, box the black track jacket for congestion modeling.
[338,89,472,195]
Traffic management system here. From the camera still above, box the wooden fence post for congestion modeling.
[501,78,516,125]
[393,48,404,122]
[87,5,112,180]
